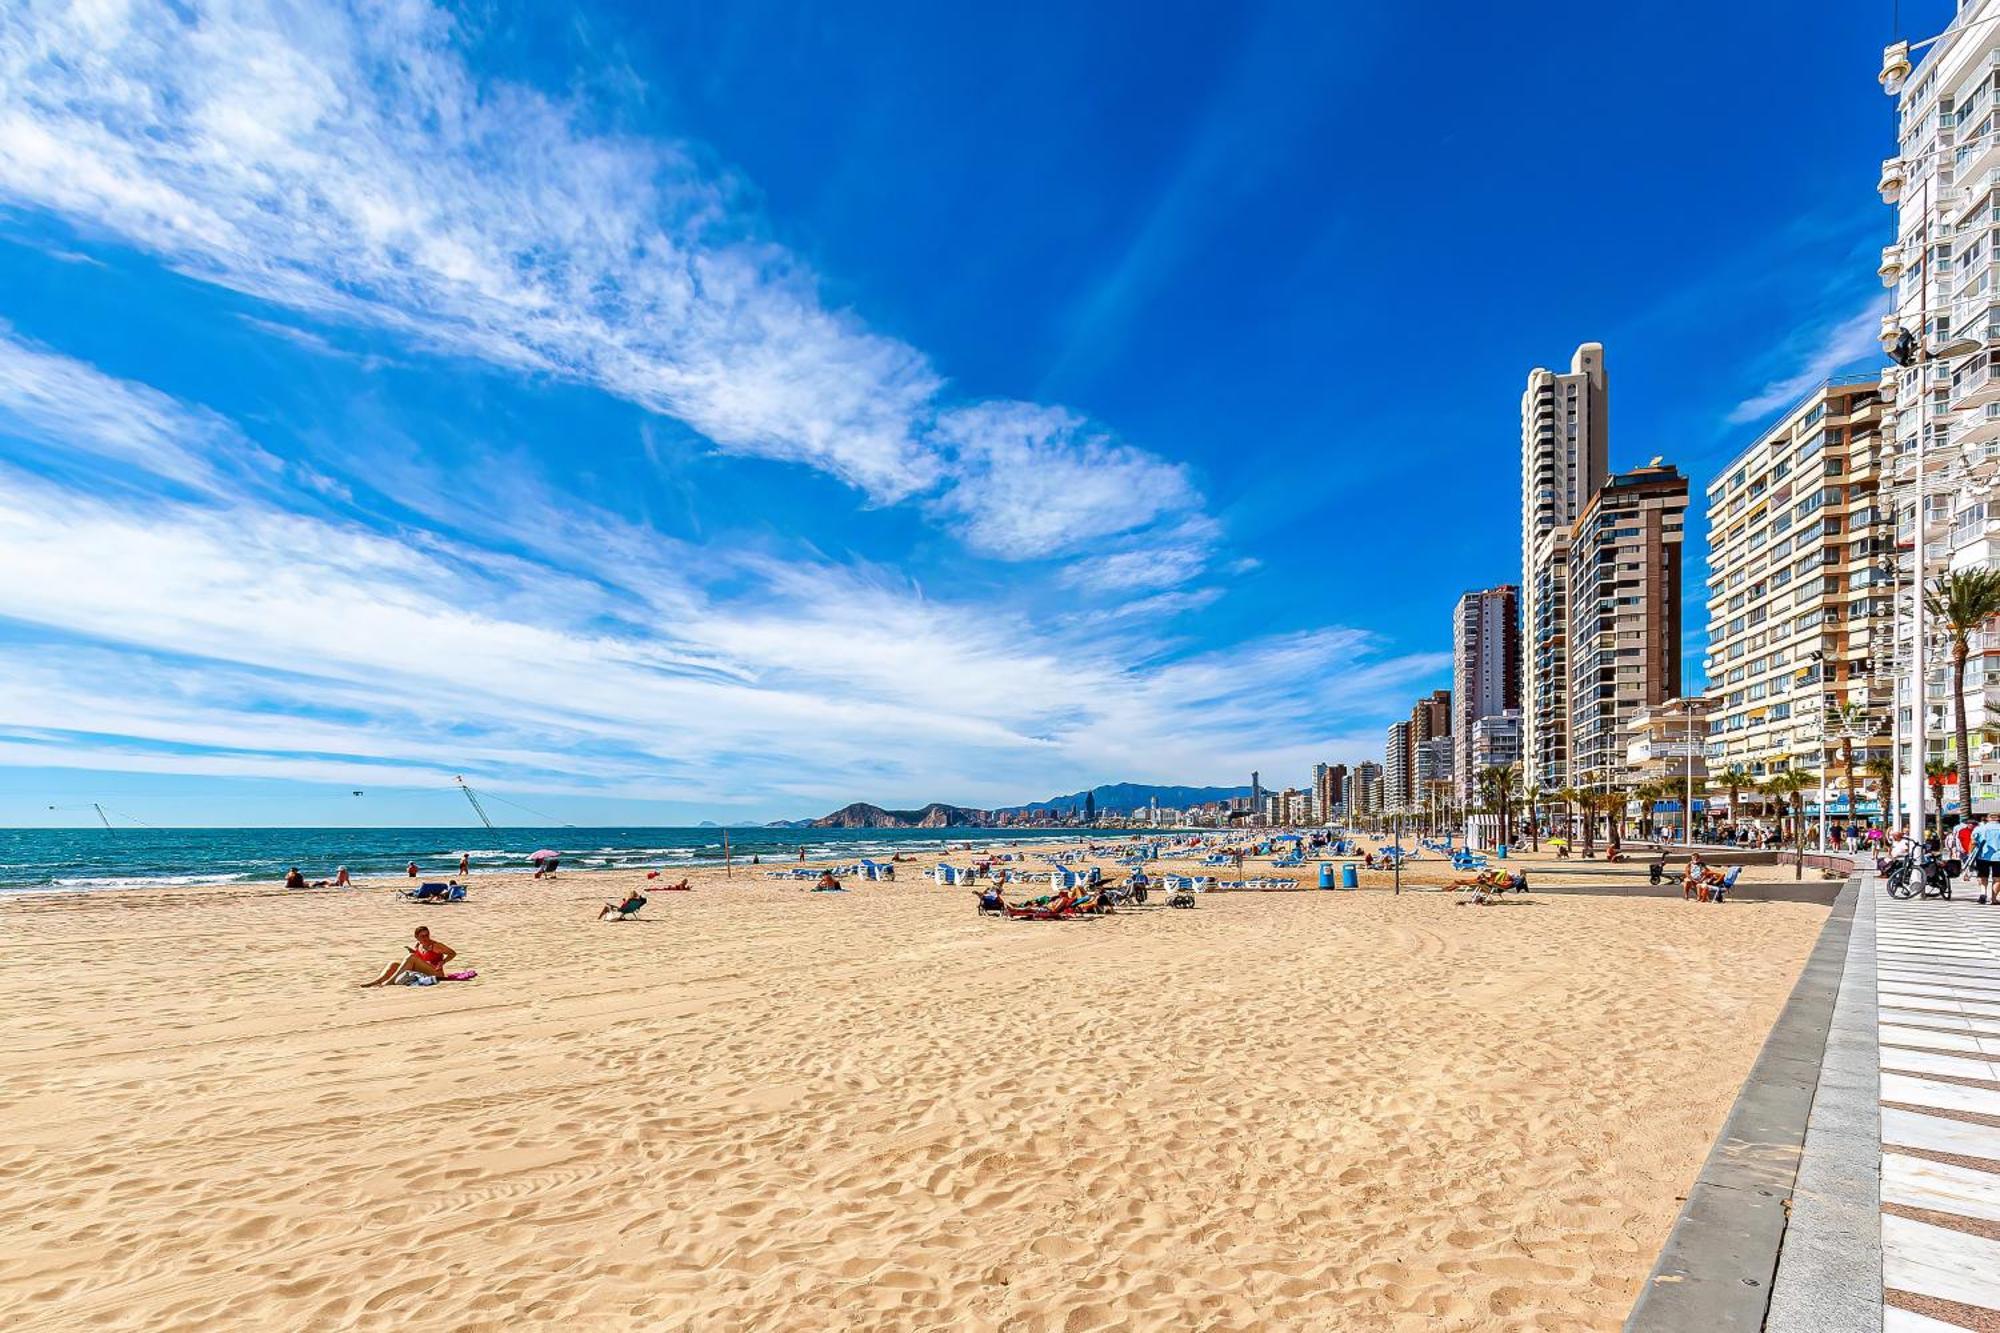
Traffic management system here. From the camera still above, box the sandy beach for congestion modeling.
[0,844,1833,1331]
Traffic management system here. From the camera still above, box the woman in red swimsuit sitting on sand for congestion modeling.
[362,926,457,987]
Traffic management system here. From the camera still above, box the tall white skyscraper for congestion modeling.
[1882,4,2000,826]
[1521,343,1609,795]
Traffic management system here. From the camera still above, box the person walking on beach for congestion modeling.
[362,926,457,986]
[405,861,420,878]
[459,852,470,878]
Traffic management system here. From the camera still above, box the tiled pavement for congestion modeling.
[1876,890,2000,1332]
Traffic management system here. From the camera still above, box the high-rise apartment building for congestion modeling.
[1452,585,1522,801]
[1384,691,1450,814]
[1883,6,2000,823]
[1522,343,1610,795]
[1312,762,1347,821]
[1701,378,1893,786]
[1350,761,1383,818]
[1470,710,1522,778]
[1566,462,1688,791]
[1383,721,1414,812]
[1414,735,1454,812]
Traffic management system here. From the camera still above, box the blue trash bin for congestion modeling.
[1317,862,1334,889]
[1340,862,1358,889]
[1496,844,1509,859]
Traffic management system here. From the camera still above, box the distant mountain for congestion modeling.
[763,819,813,828]
[696,820,720,827]
[809,801,991,829]
[996,782,1252,817]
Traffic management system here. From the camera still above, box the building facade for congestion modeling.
[1885,6,2000,822]
[1451,585,1522,802]
[1701,378,1893,787]
[1312,762,1347,822]
[1414,735,1454,815]
[1383,720,1414,813]
[1522,343,1610,797]
[1469,710,1523,781]
[1350,762,1383,819]
[1565,462,1688,792]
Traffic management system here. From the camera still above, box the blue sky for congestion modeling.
[0,0,1952,826]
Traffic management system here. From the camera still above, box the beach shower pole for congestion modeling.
[723,829,731,878]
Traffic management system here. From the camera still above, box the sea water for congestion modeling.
[0,826,1093,892]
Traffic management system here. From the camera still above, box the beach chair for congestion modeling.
[1710,866,1741,903]
[606,894,648,921]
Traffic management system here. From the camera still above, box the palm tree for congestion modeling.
[1555,787,1581,845]
[1494,766,1522,847]
[1926,758,1953,826]
[1864,755,1896,831]
[1824,702,1875,833]
[1574,790,1600,856]
[1764,769,1815,880]
[1524,784,1543,851]
[1928,570,2000,821]
[1604,785,1633,848]
[1719,764,1753,831]
[1638,781,1671,840]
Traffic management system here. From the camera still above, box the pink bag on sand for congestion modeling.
[444,970,477,981]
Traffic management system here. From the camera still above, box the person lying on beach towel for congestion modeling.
[362,926,460,986]
[332,867,351,887]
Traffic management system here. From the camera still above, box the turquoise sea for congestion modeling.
[0,826,1091,892]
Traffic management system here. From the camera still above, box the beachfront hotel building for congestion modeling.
[1880,3,2000,821]
[1521,343,1610,796]
[1565,462,1688,793]
[1451,585,1522,803]
[1700,378,1893,794]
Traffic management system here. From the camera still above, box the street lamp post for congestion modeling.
[1682,696,1698,847]
[1811,651,1830,854]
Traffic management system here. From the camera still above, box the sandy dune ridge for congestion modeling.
[0,849,1828,1330]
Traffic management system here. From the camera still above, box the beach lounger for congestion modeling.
[605,894,648,920]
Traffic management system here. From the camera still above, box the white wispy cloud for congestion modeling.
[1727,294,1890,424]
[0,337,1421,811]
[0,322,273,491]
[0,0,1215,575]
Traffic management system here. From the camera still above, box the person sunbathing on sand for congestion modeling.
[813,870,844,892]
[362,926,457,986]
[284,867,308,889]
[332,867,351,887]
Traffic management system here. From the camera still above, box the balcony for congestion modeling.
[1960,400,2000,447]
[1952,354,2000,411]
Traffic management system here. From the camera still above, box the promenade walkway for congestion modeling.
[1873,890,2000,1331]
[1635,874,2000,1332]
